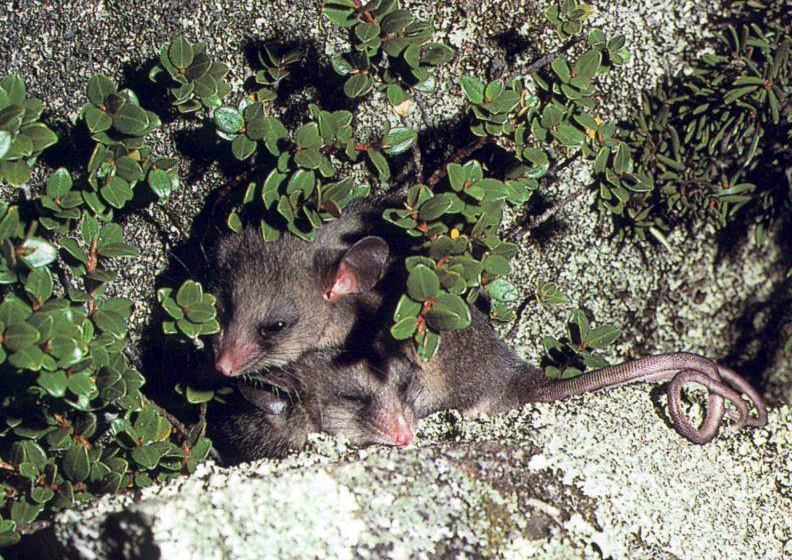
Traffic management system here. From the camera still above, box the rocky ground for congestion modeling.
[1,0,791,558]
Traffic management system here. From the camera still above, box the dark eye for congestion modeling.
[338,393,369,405]
[259,321,288,337]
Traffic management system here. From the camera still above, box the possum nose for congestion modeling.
[215,352,241,376]
[393,414,414,446]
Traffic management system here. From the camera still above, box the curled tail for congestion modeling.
[522,352,767,445]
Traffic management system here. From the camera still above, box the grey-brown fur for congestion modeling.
[210,349,418,462]
[210,196,765,457]
[211,195,402,374]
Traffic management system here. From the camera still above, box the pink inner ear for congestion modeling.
[324,262,358,302]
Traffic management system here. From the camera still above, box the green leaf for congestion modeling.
[96,367,125,403]
[1,74,26,105]
[169,36,195,69]
[286,169,316,200]
[407,264,440,302]
[386,84,409,106]
[25,267,53,303]
[487,278,518,302]
[86,74,117,106]
[84,104,112,132]
[92,309,126,337]
[331,55,353,76]
[115,156,144,183]
[0,295,32,324]
[185,384,215,404]
[382,127,417,155]
[30,486,54,504]
[541,104,563,129]
[47,168,73,197]
[390,316,418,340]
[131,445,161,469]
[231,134,257,160]
[112,104,149,136]
[19,238,57,268]
[393,294,422,322]
[8,346,45,370]
[101,176,134,209]
[214,106,244,133]
[0,130,11,159]
[10,501,42,526]
[418,193,454,221]
[176,280,203,308]
[96,242,139,259]
[416,329,440,361]
[323,2,358,27]
[482,254,510,276]
[723,85,758,104]
[426,292,471,331]
[1,159,30,186]
[294,148,323,169]
[584,325,620,349]
[552,123,586,147]
[199,318,221,336]
[421,42,454,65]
[63,445,91,482]
[67,371,95,397]
[37,370,68,397]
[185,301,216,323]
[551,56,571,82]
[4,321,40,350]
[148,168,178,199]
[366,148,390,179]
[572,49,601,83]
[460,76,484,104]
[380,9,414,34]
[296,122,323,150]
[568,309,589,343]
[22,123,58,153]
[343,73,373,98]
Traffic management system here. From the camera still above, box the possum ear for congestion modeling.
[239,383,290,416]
[325,236,389,302]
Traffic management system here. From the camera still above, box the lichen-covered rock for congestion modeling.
[54,396,792,560]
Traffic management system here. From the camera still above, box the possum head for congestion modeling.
[225,351,419,457]
[312,353,418,447]
[211,228,389,376]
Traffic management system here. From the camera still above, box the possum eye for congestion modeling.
[259,321,288,337]
[338,392,369,405]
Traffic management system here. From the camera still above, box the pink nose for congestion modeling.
[395,431,413,446]
[392,413,414,446]
[215,353,239,377]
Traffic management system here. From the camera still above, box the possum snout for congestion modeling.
[215,341,258,377]
[373,399,415,447]
[392,412,414,446]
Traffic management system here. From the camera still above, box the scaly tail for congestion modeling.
[525,352,766,444]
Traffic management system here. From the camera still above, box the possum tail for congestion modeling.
[522,352,767,444]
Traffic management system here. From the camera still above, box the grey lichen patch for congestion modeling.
[57,444,560,560]
[522,388,792,560]
[412,386,792,559]
[146,469,365,560]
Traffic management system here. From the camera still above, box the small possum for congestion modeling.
[210,196,767,447]
[209,349,418,462]
[211,196,400,376]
